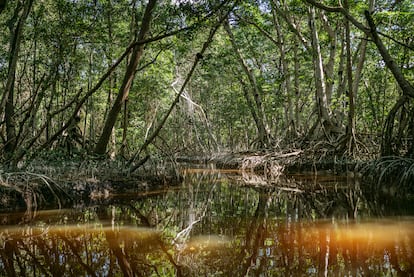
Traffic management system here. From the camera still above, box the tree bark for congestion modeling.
[319,10,337,103]
[129,18,226,171]
[224,21,270,148]
[304,0,414,98]
[105,0,117,158]
[381,96,408,156]
[2,0,34,163]
[293,40,301,133]
[94,0,157,155]
[308,6,335,136]
[336,27,346,108]
[364,11,414,98]
[344,0,356,155]
[239,78,262,138]
[272,6,294,137]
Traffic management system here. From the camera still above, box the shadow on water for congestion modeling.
[1,167,414,276]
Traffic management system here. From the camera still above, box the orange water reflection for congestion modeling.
[1,168,414,275]
[0,215,413,276]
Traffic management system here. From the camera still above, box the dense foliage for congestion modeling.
[0,0,413,167]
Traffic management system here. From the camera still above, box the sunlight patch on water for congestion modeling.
[0,223,160,241]
[181,235,232,253]
[1,169,414,275]
[308,219,414,252]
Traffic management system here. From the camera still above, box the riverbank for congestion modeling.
[2,147,413,213]
[189,149,414,199]
[178,149,366,177]
[0,157,182,212]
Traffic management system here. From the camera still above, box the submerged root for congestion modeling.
[0,171,68,215]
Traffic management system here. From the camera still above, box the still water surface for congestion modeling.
[1,167,414,276]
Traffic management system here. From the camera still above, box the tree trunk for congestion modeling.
[2,0,33,163]
[239,78,262,139]
[342,0,374,155]
[382,96,408,156]
[344,0,356,155]
[94,0,157,155]
[293,40,301,134]
[224,21,270,148]
[272,6,294,138]
[364,11,414,98]
[308,6,335,136]
[120,99,128,157]
[319,10,337,104]
[336,27,346,109]
[106,0,117,158]
[128,9,233,171]
[85,49,94,148]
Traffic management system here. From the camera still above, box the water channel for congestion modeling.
[1,166,414,276]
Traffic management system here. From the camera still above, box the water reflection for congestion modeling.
[1,168,414,276]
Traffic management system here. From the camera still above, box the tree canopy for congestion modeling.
[0,0,413,168]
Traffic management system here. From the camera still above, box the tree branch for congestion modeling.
[303,0,369,33]
[303,0,414,98]
[364,11,414,97]
[129,1,238,171]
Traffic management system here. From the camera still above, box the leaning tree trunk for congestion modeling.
[94,0,157,155]
[224,21,270,148]
[2,0,34,165]
[364,11,414,156]
[304,0,414,156]
[364,12,414,98]
[129,19,226,171]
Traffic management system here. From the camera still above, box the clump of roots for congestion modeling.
[361,156,414,198]
[0,171,68,216]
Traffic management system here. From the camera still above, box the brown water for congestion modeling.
[1,168,414,276]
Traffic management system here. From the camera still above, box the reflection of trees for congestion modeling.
[229,171,366,219]
[95,206,183,276]
[0,227,98,276]
[1,169,413,275]
[239,191,270,276]
[0,172,71,229]
[227,208,414,275]
[178,170,414,275]
[0,224,182,276]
